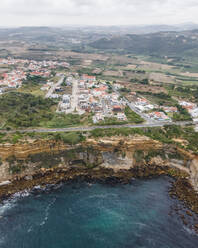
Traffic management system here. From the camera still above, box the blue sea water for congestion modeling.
[0,177,198,248]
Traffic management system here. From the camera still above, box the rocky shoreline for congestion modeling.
[0,136,198,232]
[0,164,198,232]
[0,165,196,208]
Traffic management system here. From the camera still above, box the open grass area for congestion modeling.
[18,84,45,97]
[41,113,93,128]
[137,92,177,106]
[0,131,86,145]
[0,92,56,129]
[125,106,144,123]
[17,74,49,97]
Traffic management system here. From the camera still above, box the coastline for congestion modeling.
[0,165,196,209]
[1,164,198,233]
[0,136,198,233]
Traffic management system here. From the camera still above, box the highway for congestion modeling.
[0,120,195,134]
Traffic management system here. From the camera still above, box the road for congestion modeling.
[112,86,153,123]
[127,100,156,124]
[64,78,85,115]
[0,120,195,134]
[45,76,65,99]
[71,79,78,112]
[112,85,168,124]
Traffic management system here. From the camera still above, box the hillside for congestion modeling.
[89,30,198,57]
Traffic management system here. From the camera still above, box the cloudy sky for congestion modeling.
[0,0,198,26]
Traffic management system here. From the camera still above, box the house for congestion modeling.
[59,102,70,111]
[82,74,96,82]
[93,113,105,123]
[41,85,50,91]
[62,95,71,104]
[162,106,178,113]
[113,105,123,113]
[117,113,127,121]
[149,111,170,121]
[49,94,60,99]
[189,108,198,118]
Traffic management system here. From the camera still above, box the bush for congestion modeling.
[125,107,144,123]
[172,105,192,121]
[0,92,55,128]
[62,133,84,145]
[9,165,22,174]
[46,113,82,128]
[54,132,85,145]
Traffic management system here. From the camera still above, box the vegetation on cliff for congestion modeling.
[90,125,198,153]
[1,124,198,153]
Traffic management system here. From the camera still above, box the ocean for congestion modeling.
[0,177,198,248]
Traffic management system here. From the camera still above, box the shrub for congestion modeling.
[0,92,55,128]
[125,107,144,123]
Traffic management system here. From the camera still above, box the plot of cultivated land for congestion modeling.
[128,84,167,94]
[59,86,72,95]
[180,72,198,78]
[149,72,175,84]
[6,46,28,56]
[126,64,138,70]
[0,68,9,73]
[124,71,149,80]
[92,68,103,74]
[125,94,139,103]
[137,61,176,71]
[18,85,45,97]
[83,60,93,66]
[103,70,123,77]
[56,51,109,61]
[109,55,138,65]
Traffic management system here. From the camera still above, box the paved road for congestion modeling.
[65,79,85,115]
[45,76,65,99]
[0,120,195,134]
[127,100,155,124]
[112,86,153,123]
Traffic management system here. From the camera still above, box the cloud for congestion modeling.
[0,0,197,26]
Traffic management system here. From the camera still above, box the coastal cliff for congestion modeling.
[0,135,198,216]
[0,135,196,185]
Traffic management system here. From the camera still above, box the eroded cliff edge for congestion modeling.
[0,134,198,232]
[0,135,197,188]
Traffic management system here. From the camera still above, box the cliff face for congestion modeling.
[189,157,198,191]
[0,140,71,160]
[0,135,197,189]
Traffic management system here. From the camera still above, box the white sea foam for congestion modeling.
[183,225,197,236]
[27,226,33,233]
[33,185,41,190]
[88,193,117,199]
[133,222,147,227]
[0,190,30,216]
[13,190,30,198]
[0,199,17,216]
[39,198,56,226]
[0,237,5,246]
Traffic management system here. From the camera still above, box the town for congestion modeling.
[0,57,69,92]
[1,57,197,126]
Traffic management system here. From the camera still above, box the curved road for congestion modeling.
[0,121,195,134]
